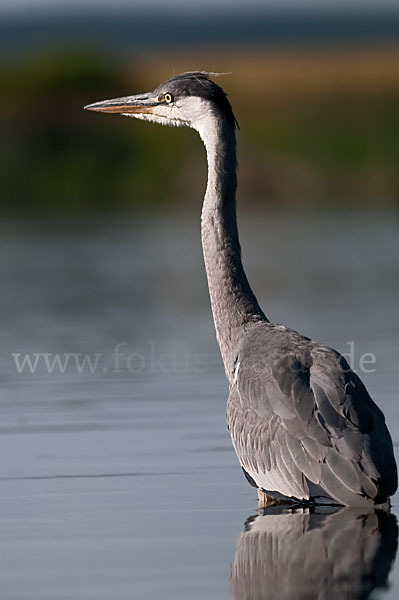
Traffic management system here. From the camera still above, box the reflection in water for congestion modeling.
[231,507,398,600]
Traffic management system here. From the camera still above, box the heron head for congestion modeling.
[84,71,237,132]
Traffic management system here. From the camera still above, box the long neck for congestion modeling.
[199,114,267,380]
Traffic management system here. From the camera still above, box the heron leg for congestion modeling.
[257,488,275,507]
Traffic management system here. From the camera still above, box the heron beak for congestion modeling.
[84,93,158,115]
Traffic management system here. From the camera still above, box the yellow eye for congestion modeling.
[164,93,173,104]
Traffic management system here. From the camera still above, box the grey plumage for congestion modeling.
[85,71,397,507]
[227,323,397,505]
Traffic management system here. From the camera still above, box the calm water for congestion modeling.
[0,212,398,599]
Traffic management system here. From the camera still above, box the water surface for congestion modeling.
[0,212,398,599]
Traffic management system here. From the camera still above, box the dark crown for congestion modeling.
[154,72,238,128]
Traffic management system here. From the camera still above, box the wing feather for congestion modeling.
[227,323,397,506]
[286,436,321,484]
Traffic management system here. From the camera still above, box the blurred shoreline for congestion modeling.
[2,11,398,215]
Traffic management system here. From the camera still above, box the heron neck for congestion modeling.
[199,115,267,381]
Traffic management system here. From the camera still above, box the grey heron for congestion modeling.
[85,71,397,507]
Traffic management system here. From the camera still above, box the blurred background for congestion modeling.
[1,0,399,214]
